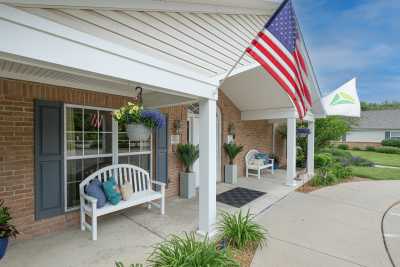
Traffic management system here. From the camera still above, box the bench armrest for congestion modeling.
[151,180,166,194]
[268,158,274,164]
[80,193,97,205]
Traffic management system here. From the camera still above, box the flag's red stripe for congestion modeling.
[293,50,312,105]
[252,40,306,113]
[295,43,308,75]
[258,31,309,106]
[246,48,304,118]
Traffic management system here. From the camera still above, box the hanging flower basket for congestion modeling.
[296,127,311,138]
[126,123,151,140]
[113,102,166,140]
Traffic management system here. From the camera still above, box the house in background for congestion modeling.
[343,109,400,148]
[0,0,324,241]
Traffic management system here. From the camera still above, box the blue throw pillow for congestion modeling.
[255,153,269,165]
[85,179,107,208]
[102,178,121,205]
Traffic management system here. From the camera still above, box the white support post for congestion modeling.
[198,99,217,237]
[286,117,297,186]
[307,121,315,176]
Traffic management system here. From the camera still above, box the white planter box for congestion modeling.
[126,123,151,140]
[180,172,196,199]
[224,165,237,184]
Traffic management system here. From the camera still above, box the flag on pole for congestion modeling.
[245,0,312,119]
[322,78,360,117]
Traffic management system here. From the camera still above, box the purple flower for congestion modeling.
[141,110,166,129]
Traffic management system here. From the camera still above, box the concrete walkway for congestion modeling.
[252,180,400,267]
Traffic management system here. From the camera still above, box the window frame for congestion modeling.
[63,104,153,211]
[390,131,400,140]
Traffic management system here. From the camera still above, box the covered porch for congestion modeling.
[2,170,311,267]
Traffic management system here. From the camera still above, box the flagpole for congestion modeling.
[217,0,290,88]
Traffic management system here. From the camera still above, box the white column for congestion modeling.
[286,117,297,186]
[307,120,315,176]
[198,99,217,237]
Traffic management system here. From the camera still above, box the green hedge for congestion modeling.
[375,146,400,154]
[382,139,400,148]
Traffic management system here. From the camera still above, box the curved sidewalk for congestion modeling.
[252,180,400,267]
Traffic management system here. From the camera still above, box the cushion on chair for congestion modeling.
[249,159,265,167]
[102,178,122,205]
[85,179,107,208]
[120,183,133,201]
[255,153,269,165]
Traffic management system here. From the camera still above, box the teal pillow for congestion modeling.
[102,178,121,205]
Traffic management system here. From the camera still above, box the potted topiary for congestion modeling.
[223,142,244,184]
[113,102,165,141]
[0,200,18,260]
[176,144,199,199]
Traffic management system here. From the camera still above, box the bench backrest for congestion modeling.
[245,149,259,164]
[79,164,151,196]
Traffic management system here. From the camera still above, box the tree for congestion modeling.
[314,117,350,150]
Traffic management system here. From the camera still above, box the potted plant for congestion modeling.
[176,144,199,199]
[113,102,166,141]
[0,200,18,260]
[223,142,243,184]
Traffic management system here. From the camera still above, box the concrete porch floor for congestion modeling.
[2,170,310,267]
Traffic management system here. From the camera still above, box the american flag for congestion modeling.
[90,112,103,129]
[246,0,312,119]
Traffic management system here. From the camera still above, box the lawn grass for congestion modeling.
[349,150,400,167]
[351,166,400,180]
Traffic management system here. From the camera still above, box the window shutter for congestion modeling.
[155,114,168,186]
[34,100,64,220]
[385,131,391,140]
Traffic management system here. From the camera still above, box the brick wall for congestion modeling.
[0,78,184,239]
[218,91,278,177]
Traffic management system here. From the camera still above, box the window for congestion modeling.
[390,131,400,140]
[64,105,152,210]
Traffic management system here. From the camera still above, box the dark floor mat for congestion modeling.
[216,187,266,208]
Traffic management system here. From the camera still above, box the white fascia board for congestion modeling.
[0,4,218,100]
[3,0,278,15]
[212,63,260,85]
[241,107,297,120]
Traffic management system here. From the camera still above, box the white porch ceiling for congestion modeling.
[16,6,272,77]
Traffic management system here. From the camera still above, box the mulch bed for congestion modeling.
[296,177,370,193]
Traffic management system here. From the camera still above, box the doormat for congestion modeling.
[216,187,266,208]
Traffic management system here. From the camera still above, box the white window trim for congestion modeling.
[390,131,400,139]
[64,104,153,211]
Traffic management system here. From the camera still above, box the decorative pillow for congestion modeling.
[85,179,107,209]
[102,178,122,205]
[249,159,264,166]
[120,183,133,201]
[255,153,269,165]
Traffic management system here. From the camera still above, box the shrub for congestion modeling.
[0,200,19,239]
[314,153,334,169]
[147,232,239,267]
[375,146,400,154]
[223,143,244,165]
[310,172,337,186]
[218,210,267,250]
[352,147,361,151]
[350,156,374,167]
[365,146,376,152]
[337,144,348,150]
[331,164,352,179]
[319,148,352,164]
[176,144,199,172]
[382,139,400,148]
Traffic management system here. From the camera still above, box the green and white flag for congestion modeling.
[322,78,360,117]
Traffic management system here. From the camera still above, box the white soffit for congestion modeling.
[220,66,294,112]
[15,6,274,77]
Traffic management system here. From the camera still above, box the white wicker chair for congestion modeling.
[245,149,274,179]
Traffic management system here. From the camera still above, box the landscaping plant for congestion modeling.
[112,102,165,129]
[218,210,267,250]
[382,139,400,148]
[375,146,400,154]
[147,232,239,267]
[365,146,376,152]
[0,200,18,239]
[223,143,244,164]
[337,144,348,150]
[176,144,199,172]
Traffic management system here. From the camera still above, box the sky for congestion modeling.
[293,0,400,102]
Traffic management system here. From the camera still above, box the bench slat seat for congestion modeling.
[79,164,165,240]
[245,149,274,179]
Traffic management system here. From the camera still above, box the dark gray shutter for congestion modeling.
[35,100,64,220]
[155,114,168,186]
[385,131,391,140]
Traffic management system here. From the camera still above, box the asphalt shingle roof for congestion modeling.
[354,109,400,130]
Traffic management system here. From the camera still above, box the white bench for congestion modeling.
[245,149,274,179]
[79,164,165,240]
